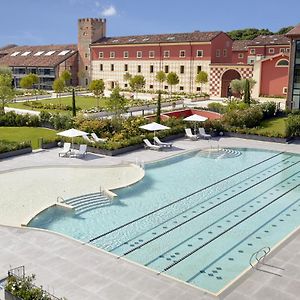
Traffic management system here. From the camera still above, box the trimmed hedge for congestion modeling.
[0,140,31,154]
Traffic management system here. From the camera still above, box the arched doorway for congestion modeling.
[221,69,241,97]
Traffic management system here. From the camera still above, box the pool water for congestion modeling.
[29,148,300,293]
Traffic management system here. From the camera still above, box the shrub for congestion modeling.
[286,114,300,137]
[223,105,263,128]
[207,102,227,114]
[51,113,73,130]
[0,140,31,153]
[259,101,277,119]
[0,111,40,127]
[203,119,225,134]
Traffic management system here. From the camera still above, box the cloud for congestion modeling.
[101,5,117,17]
[95,1,100,7]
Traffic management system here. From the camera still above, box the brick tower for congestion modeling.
[78,18,106,87]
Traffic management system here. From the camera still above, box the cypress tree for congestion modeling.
[72,88,76,117]
[156,91,161,123]
[243,79,251,105]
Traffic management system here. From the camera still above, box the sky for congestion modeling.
[1,0,300,46]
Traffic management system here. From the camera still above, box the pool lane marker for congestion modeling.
[88,151,285,244]
[119,161,299,257]
[160,182,300,273]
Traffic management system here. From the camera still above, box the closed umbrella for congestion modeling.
[183,114,208,133]
[57,128,88,149]
[139,122,170,137]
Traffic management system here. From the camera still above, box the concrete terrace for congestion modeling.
[0,137,300,300]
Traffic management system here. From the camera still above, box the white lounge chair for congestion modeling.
[72,144,87,158]
[198,127,212,139]
[82,135,94,143]
[91,133,107,143]
[58,142,71,157]
[154,136,173,148]
[185,128,198,140]
[143,139,162,151]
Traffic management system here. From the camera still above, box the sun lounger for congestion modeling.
[91,133,107,143]
[72,144,87,158]
[143,139,162,150]
[82,135,95,143]
[198,127,212,139]
[58,142,71,157]
[185,128,198,140]
[153,136,173,148]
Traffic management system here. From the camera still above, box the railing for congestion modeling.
[249,246,284,276]
[56,196,65,203]
[7,266,61,300]
[99,186,117,201]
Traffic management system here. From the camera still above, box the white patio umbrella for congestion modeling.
[139,122,170,137]
[57,128,88,148]
[183,114,208,132]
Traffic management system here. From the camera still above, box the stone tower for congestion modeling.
[78,18,106,87]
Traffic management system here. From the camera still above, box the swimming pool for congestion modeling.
[29,148,300,294]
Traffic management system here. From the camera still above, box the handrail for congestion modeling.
[56,196,65,203]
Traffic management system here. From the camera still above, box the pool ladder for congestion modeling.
[249,246,284,277]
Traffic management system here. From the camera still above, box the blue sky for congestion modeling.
[1,0,299,46]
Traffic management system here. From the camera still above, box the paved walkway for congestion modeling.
[0,137,299,299]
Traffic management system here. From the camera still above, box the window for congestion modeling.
[180,65,185,74]
[34,51,44,56]
[196,50,203,57]
[149,84,154,89]
[196,87,201,91]
[111,64,114,71]
[124,64,128,71]
[286,48,290,53]
[99,52,104,58]
[137,65,141,73]
[85,78,88,85]
[58,50,70,56]
[216,49,221,57]
[85,66,88,71]
[11,51,20,56]
[149,51,155,58]
[21,51,31,56]
[124,83,128,88]
[250,49,255,55]
[197,66,202,73]
[179,50,185,58]
[276,59,289,67]
[164,65,169,73]
[283,87,288,94]
[268,48,275,54]
[137,51,142,58]
[249,59,255,64]
[180,86,184,91]
[84,53,88,58]
[164,85,168,90]
[164,50,170,58]
[223,49,227,57]
[100,64,103,71]
[150,65,154,73]
[123,51,129,58]
[238,53,244,59]
[45,51,55,56]
[110,51,115,58]
[280,48,285,53]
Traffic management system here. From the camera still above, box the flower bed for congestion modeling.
[0,140,32,159]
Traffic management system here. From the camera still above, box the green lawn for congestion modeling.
[0,127,57,149]
[7,96,108,114]
[253,117,287,137]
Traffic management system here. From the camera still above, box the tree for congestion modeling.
[61,70,72,86]
[123,72,132,84]
[20,73,39,90]
[155,71,166,91]
[243,79,251,104]
[0,73,15,114]
[0,66,12,76]
[230,78,256,99]
[156,91,161,124]
[106,86,128,119]
[195,71,208,93]
[277,26,294,35]
[52,78,65,98]
[89,79,105,108]
[166,72,179,98]
[129,75,145,98]
[72,88,76,117]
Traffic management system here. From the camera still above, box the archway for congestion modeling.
[221,69,241,97]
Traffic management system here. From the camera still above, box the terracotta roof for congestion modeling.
[286,24,300,37]
[232,40,252,51]
[0,44,77,67]
[0,44,17,52]
[248,34,290,46]
[92,31,223,46]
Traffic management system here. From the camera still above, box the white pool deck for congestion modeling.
[0,137,300,300]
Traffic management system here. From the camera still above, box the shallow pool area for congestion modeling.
[29,148,300,294]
